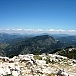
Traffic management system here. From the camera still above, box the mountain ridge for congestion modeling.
[5,35,60,56]
[0,33,76,57]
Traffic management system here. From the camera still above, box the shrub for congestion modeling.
[47,73,55,76]
[4,74,13,76]
[45,56,50,64]
[9,54,15,58]
[34,55,42,60]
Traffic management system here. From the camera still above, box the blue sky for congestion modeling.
[0,0,76,34]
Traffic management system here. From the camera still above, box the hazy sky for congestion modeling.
[0,0,76,34]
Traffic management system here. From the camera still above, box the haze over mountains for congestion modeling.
[0,33,76,58]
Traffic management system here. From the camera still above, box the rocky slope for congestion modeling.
[55,46,76,59]
[0,54,76,76]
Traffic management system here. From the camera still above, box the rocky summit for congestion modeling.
[0,54,76,76]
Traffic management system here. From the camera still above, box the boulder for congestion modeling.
[57,69,69,76]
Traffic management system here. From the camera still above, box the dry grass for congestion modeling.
[47,73,55,76]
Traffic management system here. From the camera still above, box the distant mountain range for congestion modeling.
[5,35,75,56]
[0,33,31,44]
[0,33,76,57]
[57,35,76,45]
[5,35,59,56]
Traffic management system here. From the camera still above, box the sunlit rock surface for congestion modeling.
[0,54,76,76]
